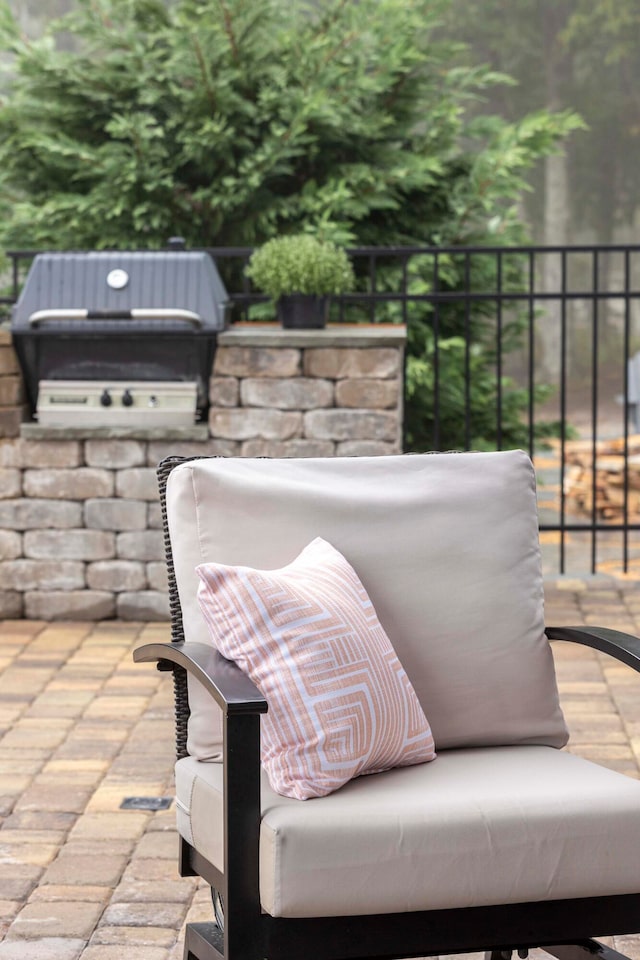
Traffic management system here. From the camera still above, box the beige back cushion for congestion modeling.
[165,451,568,758]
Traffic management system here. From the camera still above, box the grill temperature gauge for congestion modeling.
[106,268,129,290]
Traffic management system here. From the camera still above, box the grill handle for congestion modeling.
[28,308,203,328]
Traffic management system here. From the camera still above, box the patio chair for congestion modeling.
[134,450,640,960]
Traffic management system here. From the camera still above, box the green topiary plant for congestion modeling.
[246,234,355,299]
[246,234,355,328]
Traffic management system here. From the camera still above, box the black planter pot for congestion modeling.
[277,295,329,329]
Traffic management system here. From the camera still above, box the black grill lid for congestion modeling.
[12,250,229,333]
[11,250,229,418]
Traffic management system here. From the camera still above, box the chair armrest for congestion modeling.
[133,641,268,717]
[546,625,640,673]
[135,639,264,935]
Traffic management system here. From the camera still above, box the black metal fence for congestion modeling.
[5,243,640,576]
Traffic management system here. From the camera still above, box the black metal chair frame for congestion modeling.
[134,456,640,960]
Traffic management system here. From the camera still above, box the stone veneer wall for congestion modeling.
[208,326,405,457]
[0,328,24,439]
[0,324,406,620]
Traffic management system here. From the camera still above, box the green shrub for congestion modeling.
[0,0,580,253]
[246,235,354,301]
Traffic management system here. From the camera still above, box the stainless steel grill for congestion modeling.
[11,250,229,426]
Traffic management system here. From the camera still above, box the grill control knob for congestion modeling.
[122,389,133,407]
[100,389,112,407]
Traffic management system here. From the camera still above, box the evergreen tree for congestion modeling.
[0,0,580,250]
[444,0,640,246]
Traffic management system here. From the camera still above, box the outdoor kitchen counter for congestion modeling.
[0,323,407,620]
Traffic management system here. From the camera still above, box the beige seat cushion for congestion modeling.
[175,745,640,918]
[166,452,567,758]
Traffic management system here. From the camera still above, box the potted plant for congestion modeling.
[245,234,355,329]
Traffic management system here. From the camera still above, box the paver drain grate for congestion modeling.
[120,796,173,811]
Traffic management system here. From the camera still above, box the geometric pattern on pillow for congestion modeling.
[196,537,435,800]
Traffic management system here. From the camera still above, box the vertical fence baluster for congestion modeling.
[560,251,568,574]
[242,253,251,323]
[496,251,503,450]
[591,251,599,574]
[624,250,631,573]
[369,254,376,324]
[12,254,20,303]
[528,251,535,459]
[401,254,409,452]
[433,252,441,451]
[464,252,471,450]
[401,255,409,327]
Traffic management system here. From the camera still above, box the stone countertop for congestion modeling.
[20,424,210,441]
[219,323,407,348]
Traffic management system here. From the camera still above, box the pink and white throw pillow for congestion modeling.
[196,537,435,800]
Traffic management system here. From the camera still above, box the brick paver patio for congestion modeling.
[2,582,640,959]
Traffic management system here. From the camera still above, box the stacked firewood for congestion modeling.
[562,436,640,521]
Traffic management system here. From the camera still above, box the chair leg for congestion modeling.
[545,942,633,960]
[183,922,224,960]
[486,943,633,960]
